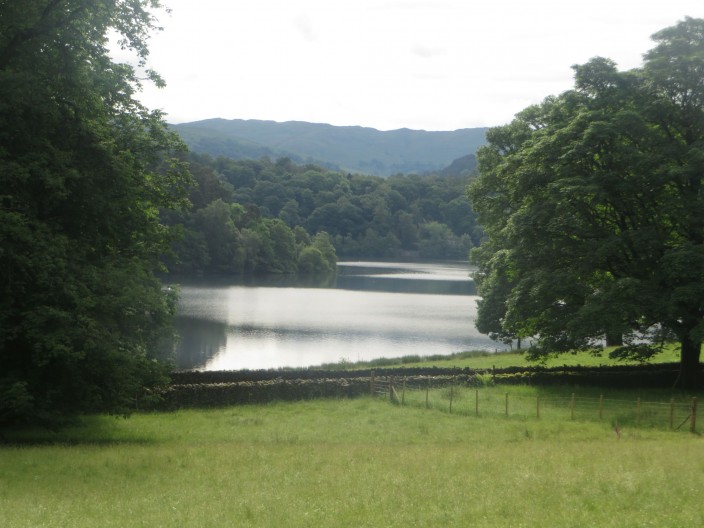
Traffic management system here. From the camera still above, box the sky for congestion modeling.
[130,0,704,131]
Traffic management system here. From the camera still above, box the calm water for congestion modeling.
[173,261,506,370]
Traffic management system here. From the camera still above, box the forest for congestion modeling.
[164,152,481,275]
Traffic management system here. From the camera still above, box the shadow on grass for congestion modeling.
[1,416,158,447]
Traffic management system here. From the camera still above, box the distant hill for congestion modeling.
[170,118,487,177]
[435,154,478,178]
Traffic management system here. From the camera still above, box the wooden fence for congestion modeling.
[370,375,698,433]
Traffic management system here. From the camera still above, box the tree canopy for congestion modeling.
[469,17,704,387]
[170,152,479,268]
[163,155,340,275]
[0,0,192,426]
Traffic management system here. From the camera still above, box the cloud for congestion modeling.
[135,0,704,131]
[376,0,455,11]
[412,72,450,80]
[294,13,317,42]
[411,44,446,58]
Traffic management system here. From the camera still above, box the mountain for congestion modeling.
[170,118,487,177]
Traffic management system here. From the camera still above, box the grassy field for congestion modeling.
[315,343,683,371]
[2,385,703,527]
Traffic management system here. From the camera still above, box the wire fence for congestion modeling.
[370,375,698,433]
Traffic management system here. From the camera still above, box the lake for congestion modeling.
[172,260,507,371]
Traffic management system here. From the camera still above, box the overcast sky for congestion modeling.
[132,0,704,131]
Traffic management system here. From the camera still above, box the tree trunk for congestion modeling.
[605,331,623,347]
[676,335,702,389]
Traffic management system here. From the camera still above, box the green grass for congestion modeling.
[315,343,682,371]
[2,389,703,527]
[398,383,700,431]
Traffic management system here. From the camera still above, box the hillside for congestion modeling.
[170,118,487,177]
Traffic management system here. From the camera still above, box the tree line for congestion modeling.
[164,156,338,275]
[165,152,480,275]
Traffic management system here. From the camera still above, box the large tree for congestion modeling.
[469,18,704,387]
[0,1,191,426]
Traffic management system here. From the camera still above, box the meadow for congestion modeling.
[2,382,703,527]
[315,344,683,371]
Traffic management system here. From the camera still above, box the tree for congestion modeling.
[278,198,302,227]
[262,218,298,273]
[418,221,471,259]
[0,1,191,426]
[311,232,338,271]
[395,211,419,249]
[298,247,332,274]
[469,18,704,387]
[472,249,520,347]
[191,199,244,273]
[186,158,234,210]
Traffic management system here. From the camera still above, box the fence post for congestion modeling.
[636,397,641,426]
[570,393,575,420]
[670,398,674,429]
[505,393,509,417]
[536,395,540,419]
[426,379,430,409]
[390,376,395,403]
[492,365,496,384]
[599,394,603,420]
[402,378,406,406]
[449,386,454,414]
[691,397,697,433]
[475,389,479,417]
[370,371,375,397]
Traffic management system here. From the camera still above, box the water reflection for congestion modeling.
[175,318,228,370]
[172,260,503,371]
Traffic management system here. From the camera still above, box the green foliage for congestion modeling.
[0,381,33,426]
[608,344,663,364]
[471,249,518,345]
[311,232,337,270]
[469,18,704,387]
[264,218,299,273]
[0,1,191,427]
[167,149,476,271]
[175,152,479,263]
[166,157,340,275]
[297,247,332,274]
[417,221,472,259]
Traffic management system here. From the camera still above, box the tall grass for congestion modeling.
[2,394,702,527]
[313,343,683,371]
[394,383,701,432]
